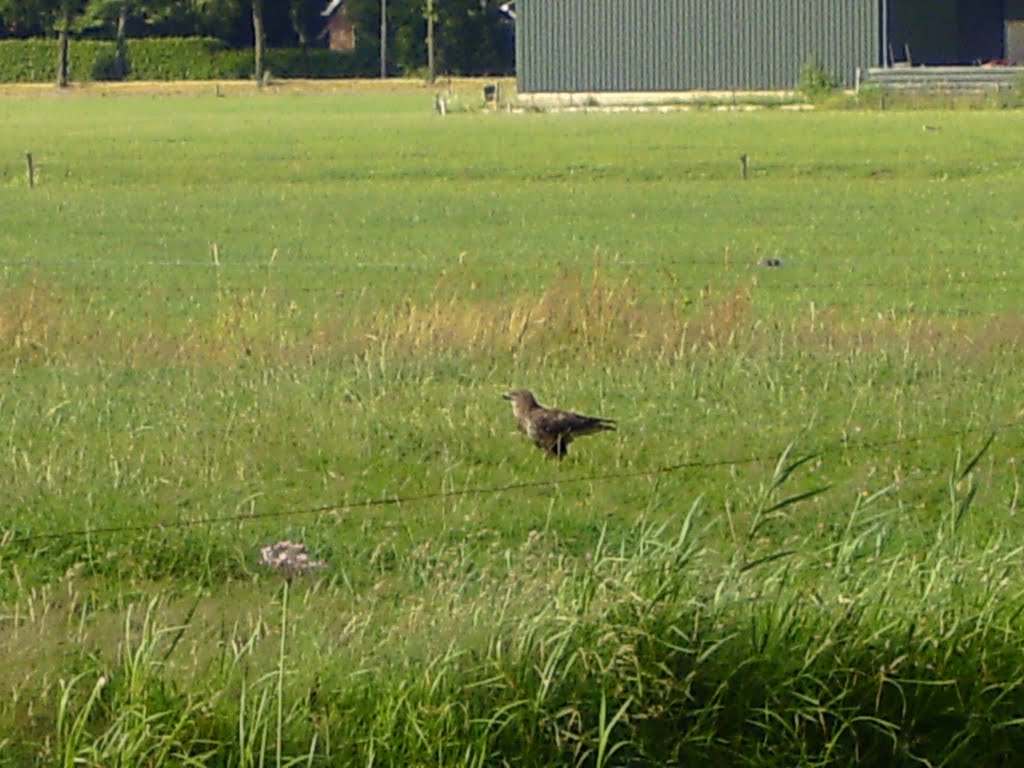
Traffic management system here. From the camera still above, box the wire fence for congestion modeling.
[4,416,1017,548]
[2,257,1021,547]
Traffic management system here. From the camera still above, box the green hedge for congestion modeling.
[0,39,108,82]
[0,38,364,82]
[121,38,246,80]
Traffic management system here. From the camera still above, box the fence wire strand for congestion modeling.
[4,417,1017,548]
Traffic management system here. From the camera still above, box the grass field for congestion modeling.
[2,83,1024,766]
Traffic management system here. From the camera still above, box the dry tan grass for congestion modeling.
[0,279,64,364]
[0,76,516,100]
[3,273,1022,368]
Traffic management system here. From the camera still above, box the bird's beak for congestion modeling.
[501,392,512,400]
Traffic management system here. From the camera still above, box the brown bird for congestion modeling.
[502,389,615,458]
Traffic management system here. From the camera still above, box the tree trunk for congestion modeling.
[252,0,265,86]
[426,0,434,83]
[56,10,70,87]
[379,0,387,78]
[114,3,127,80]
[289,2,308,51]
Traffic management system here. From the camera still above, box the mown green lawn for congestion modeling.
[2,88,1024,766]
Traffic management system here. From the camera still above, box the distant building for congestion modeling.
[515,0,1024,93]
[321,0,356,53]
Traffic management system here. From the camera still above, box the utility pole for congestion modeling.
[426,0,435,83]
[379,0,387,78]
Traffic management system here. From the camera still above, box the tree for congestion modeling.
[0,0,52,35]
[74,0,244,78]
[0,0,87,83]
[435,0,511,75]
[50,0,84,84]
[78,0,244,42]
[78,0,131,77]
[347,0,513,78]
[183,0,244,46]
[287,0,320,48]
[251,0,262,82]
[180,0,243,41]
[377,0,384,77]
[424,0,433,81]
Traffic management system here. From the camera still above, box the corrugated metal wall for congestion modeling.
[517,0,882,92]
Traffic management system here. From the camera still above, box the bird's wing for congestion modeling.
[534,408,615,438]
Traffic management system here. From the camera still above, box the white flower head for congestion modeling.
[260,540,326,580]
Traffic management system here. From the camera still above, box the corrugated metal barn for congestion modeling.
[515,0,1024,93]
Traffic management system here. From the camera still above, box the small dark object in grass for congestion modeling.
[760,257,783,268]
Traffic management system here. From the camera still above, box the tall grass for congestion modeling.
[2,91,1024,764]
[9,473,1024,766]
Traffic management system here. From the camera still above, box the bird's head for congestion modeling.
[502,389,539,411]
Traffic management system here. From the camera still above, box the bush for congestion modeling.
[90,45,125,80]
[123,38,243,80]
[797,59,839,101]
[261,48,365,79]
[0,38,366,83]
[0,39,115,83]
